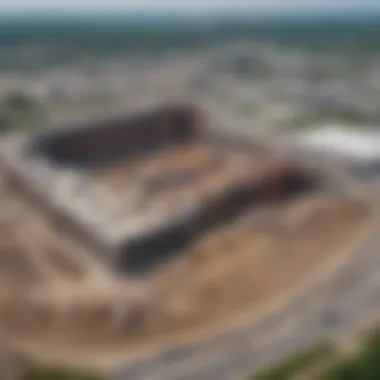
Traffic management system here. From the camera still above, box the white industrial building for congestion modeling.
[294,124,380,178]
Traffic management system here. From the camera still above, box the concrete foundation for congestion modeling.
[0,103,325,275]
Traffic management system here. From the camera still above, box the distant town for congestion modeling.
[1,15,380,133]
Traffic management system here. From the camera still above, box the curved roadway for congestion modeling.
[113,221,380,380]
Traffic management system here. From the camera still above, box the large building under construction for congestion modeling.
[0,103,360,277]
[0,103,327,274]
[0,103,372,376]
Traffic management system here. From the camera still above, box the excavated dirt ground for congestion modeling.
[135,191,371,340]
[0,183,372,358]
[90,142,277,215]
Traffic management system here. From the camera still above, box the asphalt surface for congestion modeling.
[113,228,380,380]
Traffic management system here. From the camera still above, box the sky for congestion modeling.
[0,0,380,15]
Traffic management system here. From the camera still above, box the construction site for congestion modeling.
[0,103,373,376]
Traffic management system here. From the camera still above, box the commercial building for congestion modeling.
[295,125,380,178]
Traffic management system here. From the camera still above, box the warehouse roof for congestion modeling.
[295,125,380,163]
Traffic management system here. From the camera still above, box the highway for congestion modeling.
[113,225,380,380]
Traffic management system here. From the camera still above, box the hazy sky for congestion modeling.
[1,0,380,14]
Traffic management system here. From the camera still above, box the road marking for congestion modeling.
[336,268,380,312]
[250,314,305,349]
[140,312,312,380]
[138,313,305,380]
[140,349,234,380]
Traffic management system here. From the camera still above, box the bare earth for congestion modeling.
[0,183,372,372]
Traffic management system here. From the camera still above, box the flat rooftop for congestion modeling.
[295,125,380,163]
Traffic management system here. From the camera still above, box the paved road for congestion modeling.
[113,229,380,380]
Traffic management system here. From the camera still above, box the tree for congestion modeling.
[3,91,38,112]
[0,90,45,132]
[0,112,12,132]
